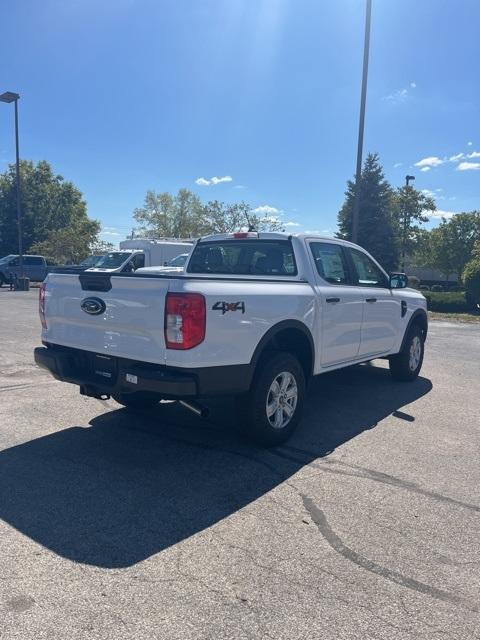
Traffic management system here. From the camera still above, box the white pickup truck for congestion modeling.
[35,232,427,445]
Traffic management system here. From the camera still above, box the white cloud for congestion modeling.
[467,141,473,146]
[101,226,122,237]
[211,175,233,185]
[383,82,416,103]
[414,156,444,168]
[449,153,464,162]
[424,209,457,220]
[252,205,281,215]
[195,175,233,186]
[234,184,247,189]
[283,221,301,227]
[436,188,443,192]
[383,88,408,102]
[467,151,480,159]
[393,162,403,168]
[420,167,431,172]
[457,161,480,171]
[421,189,436,198]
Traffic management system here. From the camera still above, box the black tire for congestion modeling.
[112,392,160,410]
[237,351,306,447]
[389,324,424,382]
[0,273,5,288]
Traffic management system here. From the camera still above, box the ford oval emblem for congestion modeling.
[81,297,106,315]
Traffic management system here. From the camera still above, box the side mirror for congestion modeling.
[389,273,408,289]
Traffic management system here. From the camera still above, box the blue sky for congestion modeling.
[1,0,479,244]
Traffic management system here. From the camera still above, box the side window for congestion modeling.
[9,257,19,267]
[349,249,387,288]
[25,257,43,265]
[132,254,145,270]
[309,242,350,285]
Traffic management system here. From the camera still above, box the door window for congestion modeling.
[131,254,145,270]
[24,257,43,265]
[309,242,350,285]
[349,249,387,288]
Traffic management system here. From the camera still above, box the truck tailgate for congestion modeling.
[43,274,170,364]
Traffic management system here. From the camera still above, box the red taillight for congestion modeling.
[233,231,258,239]
[165,293,206,350]
[39,282,47,329]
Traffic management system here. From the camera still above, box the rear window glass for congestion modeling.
[187,240,297,276]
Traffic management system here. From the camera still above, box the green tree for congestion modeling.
[463,241,480,308]
[90,239,115,255]
[337,153,399,272]
[133,189,207,238]
[134,189,284,237]
[0,160,95,256]
[414,212,480,279]
[30,218,100,264]
[392,185,435,268]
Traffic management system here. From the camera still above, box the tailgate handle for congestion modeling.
[365,297,377,303]
[326,297,340,303]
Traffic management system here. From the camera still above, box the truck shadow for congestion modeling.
[0,363,431,568]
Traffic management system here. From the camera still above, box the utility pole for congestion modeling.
[352,0,372,244]
[402,175,415,271]
[0,91,23,280]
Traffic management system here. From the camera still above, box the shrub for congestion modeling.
[463,258,480,309]
[419,285,430,291]
[423,291,470,313]
[431,284,444,292]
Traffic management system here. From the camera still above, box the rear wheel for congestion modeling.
[0,274,5,288]
[237,351,306,446]
[112,392,160,409]
[389,324,424,381]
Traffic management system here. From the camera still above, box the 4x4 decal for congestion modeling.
[212,301,246,315]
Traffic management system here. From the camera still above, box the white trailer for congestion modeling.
[86,239,194,274]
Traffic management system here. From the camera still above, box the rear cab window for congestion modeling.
[187,240,298,276]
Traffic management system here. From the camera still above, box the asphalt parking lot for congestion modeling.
[0,288,479,640]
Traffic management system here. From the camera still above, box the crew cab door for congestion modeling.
[345,247,400,357]
[307,241,363,367]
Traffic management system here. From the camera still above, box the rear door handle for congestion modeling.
[365,297,377,303]
[326,297,340,303]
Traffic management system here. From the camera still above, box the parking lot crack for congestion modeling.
[301,494,479,614]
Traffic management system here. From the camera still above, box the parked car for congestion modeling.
[137,252,191,274]
[48,255,105,275]
[35,232,427,446]
[0,255,48,285]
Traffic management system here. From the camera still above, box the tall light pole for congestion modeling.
[0,91,23,279]
[351,0,372,244]
[402,174,415,271]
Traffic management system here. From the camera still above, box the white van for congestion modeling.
[87,240,193,274]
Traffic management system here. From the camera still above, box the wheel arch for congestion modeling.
[401,309,428,352]
[250,320,315,380]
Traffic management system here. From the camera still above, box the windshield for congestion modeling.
[80,255,103,267]
[169,254,188,267]
[187,240,297,276]
[92,252,132,268]
[0,255,17,264]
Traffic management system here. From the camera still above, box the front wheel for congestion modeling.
[389,324,424,381]
[238,351,306,446]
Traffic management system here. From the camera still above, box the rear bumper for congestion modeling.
[34,344,252,399]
